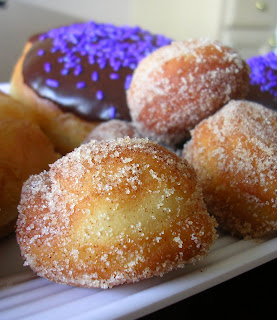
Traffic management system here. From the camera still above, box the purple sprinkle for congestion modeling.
[88,56,96,64]
[130,34,140,41]
[51,47,58,53]
[76,81,86,89]
[122,59,130,68]
[111,62,121,72]
[101,105,116,120]
[109,105,116,119]
[69,33,79,45]
[61,68,69,76]
[124,75,132,90]
[74,57,81,65]
[80,50,87,56]
[129,63,137,70]
[96,90,104,100]
[37,20,172,108]
[91,71,99,81]
[44,62,51,73]
[247,51,277,97]
[63,55,72,63]
[74,65,82,76]
[37,49,45,56]
[39,34,47,41]
[109,73,119,80]
[96,51,104,58]
[98,58,107,69]
[46,78,59,88]
[64,61,76,69]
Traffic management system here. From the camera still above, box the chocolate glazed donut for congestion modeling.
[23,23,171,122]
[11,21,171,153]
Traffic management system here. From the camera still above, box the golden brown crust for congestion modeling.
[10,41,98,154]
[0,117,59,239]
[127,39,249,145]
[183,100,277,238]
[17,137,217,288]
[0,90,37,123]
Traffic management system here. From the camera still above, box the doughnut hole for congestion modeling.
[183,100,277,238]
[17,138,217,288]
[83,119,141,143]
[127,39,249,145]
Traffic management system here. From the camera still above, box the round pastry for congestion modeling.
[127,39,250,145]
[0,118,59,239]
[183,100,277,238]
[83,119,141,143]
[0,90,36,123]
[10,21,171,154]
[17,137,217,288]
[246,51,277,110]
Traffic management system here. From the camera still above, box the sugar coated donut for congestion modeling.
[17,137,217,288]
[83,119,141,143]
[10,21,171,154]
[183,100,277,238]
[127,39,250,145]
[0,117,59,239]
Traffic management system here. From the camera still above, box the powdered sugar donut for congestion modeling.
[17,137,217,288]
[83,119,141,143]
[127,39,250,145]
[183,100,277,238]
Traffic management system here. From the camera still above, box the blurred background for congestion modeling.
[0,0,276,82]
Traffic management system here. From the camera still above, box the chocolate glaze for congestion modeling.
[246,85,277,111]
[23,38,132,121]
[22,22,172,122]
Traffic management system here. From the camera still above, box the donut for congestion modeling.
[183,100,277,238]
[10,21,171,154]
[83,119,141,143]
[0,117,59,239]
[246,51,277,110]
[127,39,250,145]
[0,90,36,123]
[16,137,217,288]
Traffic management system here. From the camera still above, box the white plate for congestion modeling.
[0,83,277,320]
[0,83,10,94]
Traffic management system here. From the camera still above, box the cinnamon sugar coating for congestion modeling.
[127,39,249,145]
[16,137,217,288]
[183,100,277,238]
[83,119,141,143]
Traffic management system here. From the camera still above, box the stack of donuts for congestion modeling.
[1,19,276,289]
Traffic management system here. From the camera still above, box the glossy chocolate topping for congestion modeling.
[22,21,172,122]
[246,85,277,110]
